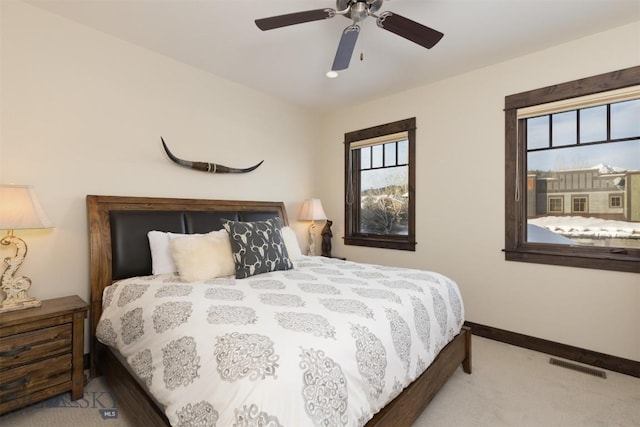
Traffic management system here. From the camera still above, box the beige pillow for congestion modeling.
[170,230,235,281]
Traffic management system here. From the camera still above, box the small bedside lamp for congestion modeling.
[299,198,327,256]
[0,184,53,313]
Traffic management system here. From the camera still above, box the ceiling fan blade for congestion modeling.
[332,25,360,71]
[376,12,444,49]
[255,9,335,31]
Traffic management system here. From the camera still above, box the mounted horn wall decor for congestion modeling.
[161,137,263,174]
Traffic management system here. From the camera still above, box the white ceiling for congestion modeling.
[26,0,640,113]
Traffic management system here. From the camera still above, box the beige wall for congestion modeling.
[0,2,318,311]
[319,21,640,361]
[2,2,638,361]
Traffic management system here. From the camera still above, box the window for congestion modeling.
[504,66,640,273]
[571,196,588,213]
[344,118,416,251]
[548,197,563,213]
[610,194,623,209]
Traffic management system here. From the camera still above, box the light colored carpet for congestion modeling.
[414,337,639,427]
[1,336,638,426]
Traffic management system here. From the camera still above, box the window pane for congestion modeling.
[397,140,408,164]
[360,146,371,170]
[611,99,640,139]
[526,116,549,150]
[384,143,396,166]
[527,139,640,248]
[371,144,383,168]
[359,166,408,235]
[552,111,577,147]
[579,105,607,143]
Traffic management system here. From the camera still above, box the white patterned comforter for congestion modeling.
[96,256,464,427]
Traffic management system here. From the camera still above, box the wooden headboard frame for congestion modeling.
[86,195,289,374]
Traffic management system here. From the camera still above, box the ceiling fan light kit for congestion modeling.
[255,0,443,73]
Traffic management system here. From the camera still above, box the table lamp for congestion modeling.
[0,184,53,313]
[299,199,327,256]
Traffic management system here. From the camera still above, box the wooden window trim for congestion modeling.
[344,118,417,251]
[504,66,640,273]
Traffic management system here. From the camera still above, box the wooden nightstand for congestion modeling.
[0,295,89,415]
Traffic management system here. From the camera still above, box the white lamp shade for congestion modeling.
[299,198,327,221]
[0,184,53,230]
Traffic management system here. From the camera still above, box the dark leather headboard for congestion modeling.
[109,209,281,280]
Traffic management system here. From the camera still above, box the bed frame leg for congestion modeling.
[462,325,472,374]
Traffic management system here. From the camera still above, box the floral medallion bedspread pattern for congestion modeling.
[96,256,464,427]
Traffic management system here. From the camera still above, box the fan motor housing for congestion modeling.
[338,0,383,20]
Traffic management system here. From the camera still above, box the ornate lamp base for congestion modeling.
[1,232,41,313]
[307,221,318,256]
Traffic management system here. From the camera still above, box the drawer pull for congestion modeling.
[0,376,31,391]
[0,345,32,358]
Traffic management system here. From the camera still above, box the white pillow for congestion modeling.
[170,230,235,281]
[281,226,303,261]
[148,230,234,275]
[148,231,183,275]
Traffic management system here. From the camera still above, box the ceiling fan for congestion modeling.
[255,0,444,73]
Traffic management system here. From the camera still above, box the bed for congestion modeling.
[87,195,471,427]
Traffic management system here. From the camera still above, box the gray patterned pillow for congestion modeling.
[222,217,293,279]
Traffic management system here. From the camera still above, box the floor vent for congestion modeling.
[549,358,607,379]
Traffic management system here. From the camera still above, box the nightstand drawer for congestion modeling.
[0,353,72,402]
[0,296,88,415]
[0,324,72,370]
